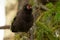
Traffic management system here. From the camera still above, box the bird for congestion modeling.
[11,4,34,33]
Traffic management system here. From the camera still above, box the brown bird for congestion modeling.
[11,4,34,33]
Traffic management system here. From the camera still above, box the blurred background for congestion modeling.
[4,0,60,40]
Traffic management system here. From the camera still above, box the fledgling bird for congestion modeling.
[11,4,34,33]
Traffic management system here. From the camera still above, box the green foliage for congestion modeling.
[29,0,35,6]
[36,21,58,40]
[55,0,60,21]
[35,0,60,40]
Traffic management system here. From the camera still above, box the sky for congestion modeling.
[0,0,5,40]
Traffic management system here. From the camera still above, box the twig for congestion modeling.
[40,4,49,11]
[0,25,10,29]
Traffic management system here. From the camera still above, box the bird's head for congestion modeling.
[23,4,32,11]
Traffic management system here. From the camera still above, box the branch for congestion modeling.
[40,4,49,11]
[0,25,10,29]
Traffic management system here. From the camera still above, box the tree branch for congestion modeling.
[0,25,10,29]
[40,4,49,11]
